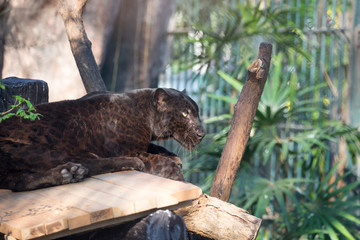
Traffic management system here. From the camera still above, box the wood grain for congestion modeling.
[175,194,262,240]
[0,171,202,240]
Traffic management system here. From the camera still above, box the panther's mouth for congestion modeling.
[174,134,202,150]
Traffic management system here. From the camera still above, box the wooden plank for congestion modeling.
[93,171,203,201]
[34,201,194,240]
[1,220,43,240]
[84,176,179,210]
[33,183,115,230]
[0,171,203,240]
[0,192,46,239]
[0,191,49,222]
[0,191,86,239]
[1,207,86,240]
[46,179,136,218]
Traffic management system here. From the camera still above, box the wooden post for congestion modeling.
[209,42,272,202]
[0,77,49,112]
[58,0,106,92]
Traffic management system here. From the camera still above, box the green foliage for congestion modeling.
[175,0,309,75]
[236,171,309,221]
[284,161,360,240]
[234,163,360,240]
[174,1,359,239]
[0,94,42,123]
[184,51,360,239]
[199,52,360,169]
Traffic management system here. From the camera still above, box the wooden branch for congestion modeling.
[209,42,273,201]
[58,0,106,92]
[175,194,262,240]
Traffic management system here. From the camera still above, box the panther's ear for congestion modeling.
[181,89,187,94]
[152,88,169,112]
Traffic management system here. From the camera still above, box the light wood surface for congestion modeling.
[0,171,202,240]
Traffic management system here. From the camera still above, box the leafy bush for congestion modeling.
[184,53,360,239]
[173,1,359,238]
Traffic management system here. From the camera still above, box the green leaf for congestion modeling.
[326,215,356,240]
[324,171,352,193]
[321,216,340,240]
[326,181,360,200]
[274,188,290,229]
[207,93,237,104]
[204,114,232,124]
[16,109,25,115]
[318,161,343,193]
[263,140,277,164]
[334,210,360,225]
[217,70,243,92]
[281,139,289,160]
[254,189,271,217]
[296,83,327,97]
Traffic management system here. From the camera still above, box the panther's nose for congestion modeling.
[196,127,206,141]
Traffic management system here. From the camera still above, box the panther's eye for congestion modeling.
[182,112,189,118]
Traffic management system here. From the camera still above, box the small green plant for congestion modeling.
[0,82,42,123]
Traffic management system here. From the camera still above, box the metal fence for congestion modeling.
[158,0,359,184]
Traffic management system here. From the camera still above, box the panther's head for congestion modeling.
[151,88,205,150]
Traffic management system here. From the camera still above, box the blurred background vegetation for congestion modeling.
[158,0,360,239]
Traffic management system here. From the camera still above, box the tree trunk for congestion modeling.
[1,0,118,101]
[100,0,176,92]
[58,0,106,93]
[209,43,273,202]
[0,0,10,79]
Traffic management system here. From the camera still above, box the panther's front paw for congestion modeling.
[60,163,89,184]
[168,155,182,168]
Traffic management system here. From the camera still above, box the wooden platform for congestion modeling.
[0,171,202,240]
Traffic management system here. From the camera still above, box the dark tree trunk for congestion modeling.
[100,0,176,92]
